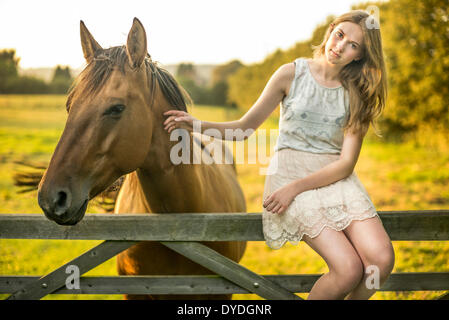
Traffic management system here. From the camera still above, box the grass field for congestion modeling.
[0,94,448,300]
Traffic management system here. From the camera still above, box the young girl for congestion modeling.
[163,10,395,300]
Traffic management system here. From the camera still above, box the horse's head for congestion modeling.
[38,18,184,225]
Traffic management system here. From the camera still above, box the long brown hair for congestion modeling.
[313,10,387,136]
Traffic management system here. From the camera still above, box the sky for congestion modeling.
[0,0,369,69]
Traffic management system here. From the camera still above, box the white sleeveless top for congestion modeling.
[275,57,350,154]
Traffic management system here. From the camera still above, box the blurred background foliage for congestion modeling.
[176,60,243,107]
[0,49,73,94]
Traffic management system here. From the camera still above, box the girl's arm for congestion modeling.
[264,126,369,214]
[163,63,295,140]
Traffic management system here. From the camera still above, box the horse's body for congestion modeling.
[37,18,246,299]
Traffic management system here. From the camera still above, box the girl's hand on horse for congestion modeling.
[263,183,298,214]
[163,110,197,133]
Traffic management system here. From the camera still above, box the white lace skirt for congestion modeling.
[262,148,379,250]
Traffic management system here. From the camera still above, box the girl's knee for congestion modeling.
[330,255,364,291]
[366,244,395,278]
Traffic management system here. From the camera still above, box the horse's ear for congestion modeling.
[80,21,103,63]
[126,18,148,69]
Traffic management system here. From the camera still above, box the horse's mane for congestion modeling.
[66,45,192,112]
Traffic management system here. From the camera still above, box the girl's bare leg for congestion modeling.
[342,216,395,300]
[302,227,364,300]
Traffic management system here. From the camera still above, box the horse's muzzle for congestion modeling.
[38,187,88,225]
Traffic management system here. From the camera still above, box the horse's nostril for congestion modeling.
[53,189,71,216]
[56,191,67,208]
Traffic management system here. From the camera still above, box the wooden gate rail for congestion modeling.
[1,210,449,300]
[5,240,138,300]
[2,272,449,295]
[1,211,449,241]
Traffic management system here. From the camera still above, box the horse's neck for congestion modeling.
[135,104,204,213]
[135,165,203,213]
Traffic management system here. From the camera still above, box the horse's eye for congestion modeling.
[103,104,126,117]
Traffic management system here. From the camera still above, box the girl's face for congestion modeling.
[324,21,364,66]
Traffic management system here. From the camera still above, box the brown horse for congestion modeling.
[37,18,247,300]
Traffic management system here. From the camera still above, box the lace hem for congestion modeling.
[262,148,379,250]
[264,208,379,250]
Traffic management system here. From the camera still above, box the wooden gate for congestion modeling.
[1,210,448,300]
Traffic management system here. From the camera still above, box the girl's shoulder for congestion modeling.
[271,62,295,97]
[276,58,308,82]
[279,58,309,97]
[276,62,295,80]
[290,57,309,81]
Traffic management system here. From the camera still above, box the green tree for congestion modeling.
[176,63,196,80]
[0,49,49,93]
[7,76,49,94]
[374,0,449,140]
[211,60,243,84]
[0,49,20,93]
[175,63,208,104]
[210,60,243,106]
[49,65,73,93]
